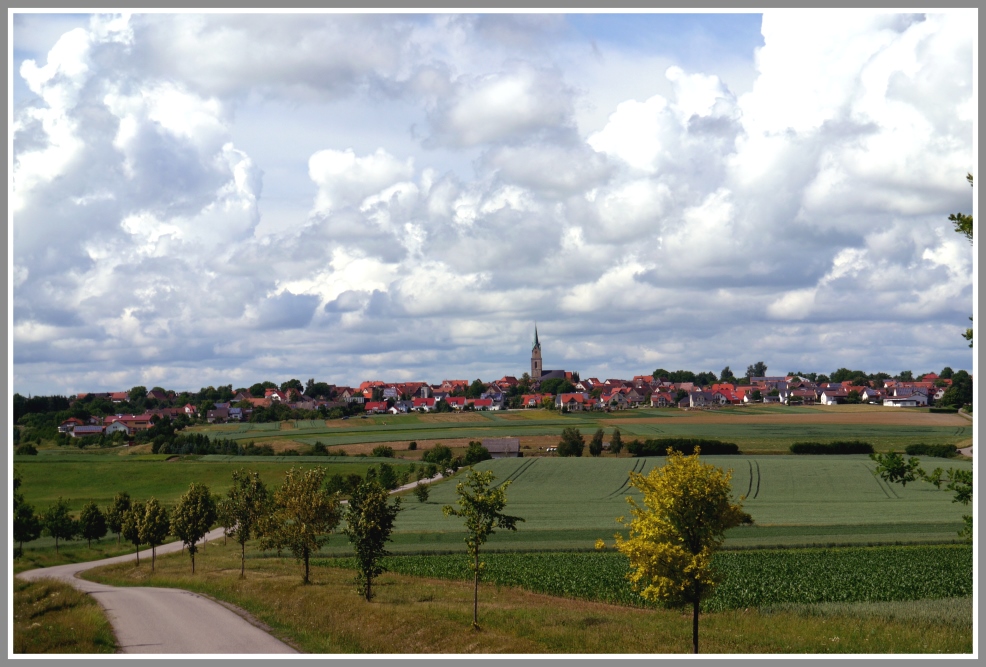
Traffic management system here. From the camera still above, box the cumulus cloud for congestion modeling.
[11,11,974,395]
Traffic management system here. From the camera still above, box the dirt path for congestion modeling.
[17,529,297,654]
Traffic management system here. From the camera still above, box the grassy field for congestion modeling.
[12,578,116,654]
[81,540,972,653]
[12,455,410,514]
[185,406,972,454]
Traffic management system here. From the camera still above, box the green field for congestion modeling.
[321,544,973,612]
[12,455,408,513]
[366,457,970,553]
[187,407,971,453]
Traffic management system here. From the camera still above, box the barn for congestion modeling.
[482,437,521,458]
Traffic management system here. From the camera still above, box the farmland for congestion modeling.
[186,405,972,454]
[322,544,973,611]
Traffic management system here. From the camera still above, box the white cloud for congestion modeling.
[11,12,974,395]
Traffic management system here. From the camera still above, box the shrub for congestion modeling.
[312,441,328,455]
[904,443,958,458]
[789,441,874,455]
[407,441,417,451]
[15,443,38,456]
[372,445,395,458]
[463,441,492,466]
[929,407,958,414]
[628,438,740,456]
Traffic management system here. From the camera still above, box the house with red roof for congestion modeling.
[412,397,436,412]
[364,401,388,414]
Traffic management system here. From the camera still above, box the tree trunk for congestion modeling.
[473,551,480,629]
[152,545,156,571]
[54,536,59,554]
[241,542,247,578]
[692,598,700,654]
[303,548,310,584]
[135,542,139,565]
[191,550,196,573]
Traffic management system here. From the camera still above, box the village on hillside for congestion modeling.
[41,329,971,438]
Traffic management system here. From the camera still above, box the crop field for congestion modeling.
[311,456,972,553]
[321,544,972,612]
[190,407,971,453]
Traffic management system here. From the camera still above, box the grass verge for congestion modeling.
[82,539,971,654]
[12,577,117,654]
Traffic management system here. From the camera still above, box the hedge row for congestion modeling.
[929,407,958,413]
[904,443,958,458]
[628,438,740,456]
[789,441,875,454]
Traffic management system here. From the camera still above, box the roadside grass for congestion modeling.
[12,577,116,654]
[14,538,138,574]
[82,540,971,654]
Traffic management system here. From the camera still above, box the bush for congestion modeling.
[904,443,958,458]
[929,407,958,413]
[372,445,395,458]
[789,441,874,455]
[628,438,740,456]
[463,441,492,466]
[15,443,38,455]
[312,441,328,456]
[407,441,417,451]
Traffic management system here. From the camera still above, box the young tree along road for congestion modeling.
[443,468,524,629]
[599,448,748,654]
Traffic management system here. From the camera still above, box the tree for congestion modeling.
[413,483,430,503]
[719,366,735,383]
[939,367,954,380]
[40,498,78,555]
[128,385,148,403]
[897,370,914,382]
[141,498,171,571]
[746,362,768,379]
[869,452,924,487]
[423,443,457,477]
[948,173,973,243]
[749,390,763,403]
[443,469,523,629]
[610,428,623,457]
[260,467,341,584]
[79,500,108,548]
[372,445,395,458]
[589,429,605,457]
[344,479,403,601]
[463,441,492,466]
[121,500,146,564]
[466,379,486,399]
[171,483,218,573]
[599,449,747,653]
[105,492,131,545]
[557,427,585,457]
[224,469,271,578]
[13,475,42,558]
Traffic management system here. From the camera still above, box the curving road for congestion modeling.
[15,474,445,654]
[17,528,297,654]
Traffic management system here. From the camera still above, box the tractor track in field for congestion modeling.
[498,457,538,486]
[606,457,647,498]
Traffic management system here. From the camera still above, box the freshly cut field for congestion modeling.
[322,544,973,612]
[190,406,971,453]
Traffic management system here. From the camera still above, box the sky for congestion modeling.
[10,11,976,396]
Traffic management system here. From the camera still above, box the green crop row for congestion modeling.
[321,544,972,612]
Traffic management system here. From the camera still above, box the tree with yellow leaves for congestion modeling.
[598,448,749,653]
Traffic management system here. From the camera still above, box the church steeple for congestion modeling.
[531,323,542,381]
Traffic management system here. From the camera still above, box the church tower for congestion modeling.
[531,324,542,381]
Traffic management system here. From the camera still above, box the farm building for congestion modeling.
[482,437,521,458]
